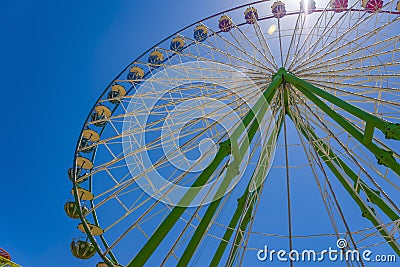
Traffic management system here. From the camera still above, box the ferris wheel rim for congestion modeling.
[72,1,400,166]
[68,1,400,265]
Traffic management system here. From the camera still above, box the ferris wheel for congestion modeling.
[65,0,400,266]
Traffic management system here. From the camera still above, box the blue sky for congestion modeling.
[0,1,246,266]
[1,1,399,266]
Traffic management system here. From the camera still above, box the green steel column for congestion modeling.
[128,74,283,267]
[127,144,230,267]
[224,117,284,267]
[176,84,282,267]
[195,113,284,267]
[209,190,249,267]
[284,72,400,141]
[288,112,400,256]
[284,73,400,176]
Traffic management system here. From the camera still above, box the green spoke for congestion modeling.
[287,111,400,256]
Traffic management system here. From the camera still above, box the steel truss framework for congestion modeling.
[67,1,400,266]
[129,68,400,266]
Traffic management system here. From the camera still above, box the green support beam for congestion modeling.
[284,71,400,142]
[288,111,400,256]
[127,68,400,265]
[282,71,400,176]
[192,113,284,267]
[225,118,283,267]
[127,143,230,267]
[210,189,250,267]
[128,72,283,267]
[176,82,283,266]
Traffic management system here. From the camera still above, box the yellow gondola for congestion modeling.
[91,105,111,127]
[79,129,99,153]
[76,156,93,170]
[64,201,88,219]
[127,66,145,83]
[70,240,96,259]
[148,50,164,65]
[73,187,94,201]
[78,223,104,236]
[170,35,185,52]
[82,129,100,143]
[108,84,126,104]
[194,25,208,42]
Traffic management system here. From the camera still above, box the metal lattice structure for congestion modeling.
[66,0,400,266]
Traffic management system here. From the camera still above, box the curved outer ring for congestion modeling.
[70,1,400,265]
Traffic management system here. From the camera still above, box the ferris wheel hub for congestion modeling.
[272,67,288,82]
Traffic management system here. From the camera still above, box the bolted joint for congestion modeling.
[363,186,381,203]
[376,149,395,167]
[384,123,400,140]
[361,207,376,220]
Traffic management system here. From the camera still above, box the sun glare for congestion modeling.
[267,24,277,34]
